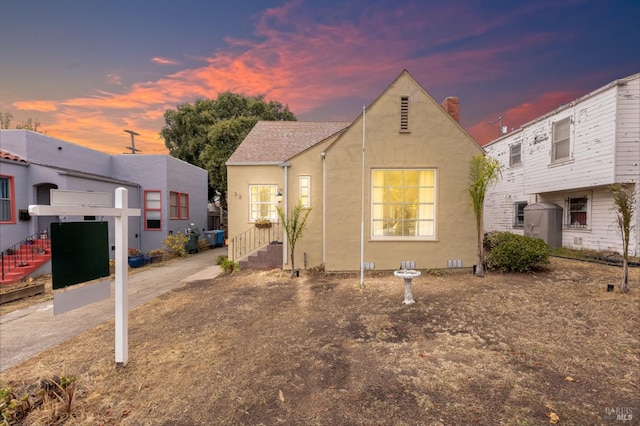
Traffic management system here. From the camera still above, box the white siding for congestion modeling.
[484,133,529,235]
[523,87,618,194]
[484,74,640,256]
[615,77,640,181]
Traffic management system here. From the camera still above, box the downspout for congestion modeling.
[321,151,326,263]
[280,162,290,266]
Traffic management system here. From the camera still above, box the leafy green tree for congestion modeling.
[277,201,311,278]
[610,183,635,293]
[467,155,502,277]
[160,92,296,205]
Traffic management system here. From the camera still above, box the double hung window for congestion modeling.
[250,185,278,221]
[552,117,571,162]
[0,176,14,223]
[144,190,162,230]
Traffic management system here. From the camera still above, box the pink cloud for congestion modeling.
[12,100,58,112]
[468,90,584,146]
[6,1,582,155]
[151,56,181,66]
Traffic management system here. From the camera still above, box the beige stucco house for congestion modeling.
[226,70,483,272]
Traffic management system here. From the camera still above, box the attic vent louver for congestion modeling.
[400,96,409,131]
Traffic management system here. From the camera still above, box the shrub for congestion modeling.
[484,231,550,272]
[163,233,188,257]
[219,257,240,274]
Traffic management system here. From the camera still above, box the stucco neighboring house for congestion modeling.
[483,73,640,256]
[226,69,484,272]
[0,130,208,260]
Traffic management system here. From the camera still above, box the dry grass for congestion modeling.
[1,258,639,425]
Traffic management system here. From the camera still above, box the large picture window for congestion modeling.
[0,176,15,223]
[144,190,162,230]
[372,169,435,238]
[170,191,189,219]
[249,185,278,222]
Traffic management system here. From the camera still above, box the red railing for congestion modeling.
[1,232,51,281]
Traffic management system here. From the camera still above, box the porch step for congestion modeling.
[238,243,283,270]
[1,241,52,285]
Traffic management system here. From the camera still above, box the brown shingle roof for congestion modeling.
[227,121,350,165]
[0,150,27,163]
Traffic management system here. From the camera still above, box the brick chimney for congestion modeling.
[441,96,460,123]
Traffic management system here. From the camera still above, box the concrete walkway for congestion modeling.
[0,248,226,372]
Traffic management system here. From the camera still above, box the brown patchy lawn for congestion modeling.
[1,258,639,425]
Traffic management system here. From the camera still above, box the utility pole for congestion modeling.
[490,114,506,137]
[123,129,141,154]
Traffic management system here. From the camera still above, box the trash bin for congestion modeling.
[214,230,225,247]
[203,231,217,248]
[203,230,225,248]
[184,223,200,254]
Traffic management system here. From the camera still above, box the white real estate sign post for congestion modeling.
[29,187,140,367]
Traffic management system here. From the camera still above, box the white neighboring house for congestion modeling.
[484,73,640,256]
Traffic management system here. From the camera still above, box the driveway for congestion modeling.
[0,248,225,372]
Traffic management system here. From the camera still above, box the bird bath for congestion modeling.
[394,269,421,305]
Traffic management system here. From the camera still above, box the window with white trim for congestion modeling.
[299,176,310,208]
[144,190,162,230]
[514,201,527,227]
[249,185,278,221]
[552,117,571,162]
[372,169,435,238]
[566,196,588,228]
[509,143,522,166]
[170,191,189,219]
[0,176,15,223]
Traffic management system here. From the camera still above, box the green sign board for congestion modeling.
[51,222,110,290]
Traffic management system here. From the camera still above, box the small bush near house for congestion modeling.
[163,233,188,257]
[217,255,240,274]
[484,231,550,272]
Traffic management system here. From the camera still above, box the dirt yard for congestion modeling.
[1,258,639,425]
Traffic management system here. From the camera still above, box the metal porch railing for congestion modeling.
[229,223,283,261]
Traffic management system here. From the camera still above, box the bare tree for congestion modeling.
[467,155,502,277]
[610,183,635,293]
[0,112,13,129]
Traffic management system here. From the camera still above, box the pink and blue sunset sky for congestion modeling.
[2,0,639,154]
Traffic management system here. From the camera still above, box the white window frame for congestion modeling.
[371,169,436,240]
[299,176,311,208]
[513,201,527,228]
[249,184,278,222]
[551,117,571,163]
[509,143,522,167]
[144,190,162,230]
[565,194,590,229]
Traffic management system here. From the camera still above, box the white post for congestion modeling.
[360,105,366,289]
[114,187,129,366]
